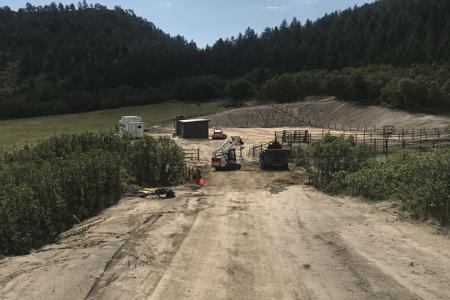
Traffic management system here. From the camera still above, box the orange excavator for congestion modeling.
[212,125,227,140]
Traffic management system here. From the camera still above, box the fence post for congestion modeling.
[197,148,200,161]
[420,130,422,149]
[385,139,388,157]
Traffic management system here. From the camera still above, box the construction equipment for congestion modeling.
[212,136,244,170]
[212,125,227,140]
[259,140,290,170]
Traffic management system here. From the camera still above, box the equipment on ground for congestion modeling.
[137,187,175,199]
[211,136,245,171]
[119,116,144,139]
[259,140,290,170]
[212,125,228,140]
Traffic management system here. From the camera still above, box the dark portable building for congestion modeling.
[178,118,210,139]
[175,115,185,136]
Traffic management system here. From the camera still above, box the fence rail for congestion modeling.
[249,143,269,158]
[208,119,450,135]
[278,129,450,156]
[183,148,200,162]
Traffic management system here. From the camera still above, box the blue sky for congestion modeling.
[4,0,374,47]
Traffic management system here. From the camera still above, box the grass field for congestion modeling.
[0,100,226,147]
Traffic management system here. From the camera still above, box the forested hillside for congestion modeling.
[1,0,450,118]
[203,0,450,76]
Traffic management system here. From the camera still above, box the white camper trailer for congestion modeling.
[119,116,144,139]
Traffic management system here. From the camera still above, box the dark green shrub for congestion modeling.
[244,68,273,90]
[291,146,308,166]
[126,136,184,187]
[0,132,184,256]
[225,79,254,106]
[305,135,375,188]
[173,75,225,101]
[341,149,450,224]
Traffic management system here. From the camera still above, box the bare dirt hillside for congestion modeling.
[1,126,450,299]
[207,97,450,129]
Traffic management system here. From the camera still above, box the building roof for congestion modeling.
[178,118,210,123]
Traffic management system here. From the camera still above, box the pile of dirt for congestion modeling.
[206,97,450,130]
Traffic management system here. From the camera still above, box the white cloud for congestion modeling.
[165,2,172,8]
[266,6,287,10]
[302,0,319,6]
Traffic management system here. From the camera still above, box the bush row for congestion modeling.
[257,65,450,113]
[296,136,450,225]
[340,150,450,224]
[3,64,450,119]
[0,132,184,256]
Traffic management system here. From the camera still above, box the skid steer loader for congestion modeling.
[211,136,245,171]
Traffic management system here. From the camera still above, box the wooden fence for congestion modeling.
[278,129,450,156]
[183,148,200,162]
[249,143,269,158]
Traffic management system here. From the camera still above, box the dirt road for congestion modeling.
[2,124,450,299]
[1,165,450,299]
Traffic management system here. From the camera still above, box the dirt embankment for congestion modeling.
[207,97,450,129]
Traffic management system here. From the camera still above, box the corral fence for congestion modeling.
[183,148,200,162]
[249,143,270,158]
[277,129,450,156]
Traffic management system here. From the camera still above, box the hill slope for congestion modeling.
[1,0,450,118]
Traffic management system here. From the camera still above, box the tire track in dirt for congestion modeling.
[84,213,162,300]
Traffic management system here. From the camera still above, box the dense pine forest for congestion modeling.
[1,0,450,118]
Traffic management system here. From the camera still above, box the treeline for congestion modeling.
[258,65,450,113]
[203,0,450,76]
[4,63,450,118]
[295,136,450,225]
[1,0,450,118]
[0,132,184,256]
